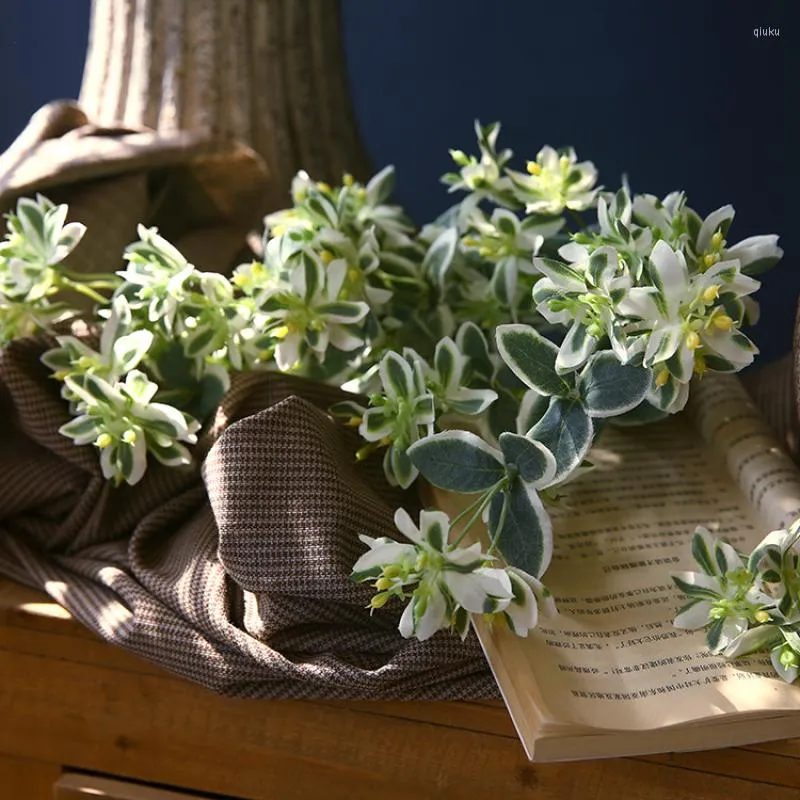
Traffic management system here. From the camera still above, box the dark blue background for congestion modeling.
[1,1,793,361]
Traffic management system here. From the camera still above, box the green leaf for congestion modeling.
[556,320,597,373]
[690,530,718,576]
[387,444,416,489]
[422,227,458,287]
[59,415,101,442]
[528,397,593,485]
[407,430,504,493]
[532,257,586,293]
[488,482,553,577]
[365,165,395,207]
[516,390,550,435]
[498,433,556,487]
[613,400,669,427]
[434,337,460,391]
[577,351,651,418]
[112,329,153,373]
[379,351,414,402]
[184,326,218,358]
[495,324,569,396]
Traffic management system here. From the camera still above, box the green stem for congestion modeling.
[62,270,120,285]
[487,492,509,555]
[451,481,504,548]
[58,277,109,305]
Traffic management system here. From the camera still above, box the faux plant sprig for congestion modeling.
[673,521,800,682]
[0,121,785,648]
[0,195,118,343]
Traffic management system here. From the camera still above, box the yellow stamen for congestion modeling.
[685,330,701,350]
[53,369,69,381]
[272,224,287,237]
[713,314,734,332]
[320,250,335,265]
[342,173,355,187]
[693,353,707,377]
[122,429,137,445]
[272,325,290,340]
[375,577,393,591]
[754,609,771,624]
[384,565,402,579]
[346,416,362,427]
[95,433,113,449]
[655,369,670,388]
[711,230,724,249]
[702,284,720,304]
[558,154,570,171]
[316,181,331,193]
[703,252,719,268]
[526,161,542,176]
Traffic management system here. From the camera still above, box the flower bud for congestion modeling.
[369,592,390,610]
[122,429,137,445]
[375,577,393,591]
[685,330,701,350]
[449,149,469,167]
[711,230,724,249]
[320,250,335,265]
[703,253,720,268]
[342,173,355,187]
[95,433,112,449]
[754,609,771,623]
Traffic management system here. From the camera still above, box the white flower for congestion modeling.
[672,527,761,654]
[508,146,599,215]
[352,508,514,642]
[59,370,199,486]
[618,240,759,383]
[502,567,557,637]
[264,251,370,371]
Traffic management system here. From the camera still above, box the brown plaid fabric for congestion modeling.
[0,336,497,699]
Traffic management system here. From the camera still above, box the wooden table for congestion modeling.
[1,578,799,799]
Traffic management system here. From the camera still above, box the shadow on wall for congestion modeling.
[0,0,793,361]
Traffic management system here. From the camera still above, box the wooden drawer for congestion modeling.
[54,773,229,800]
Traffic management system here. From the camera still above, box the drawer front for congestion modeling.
[54,772,237,800]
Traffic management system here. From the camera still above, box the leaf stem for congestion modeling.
[487,491,509,555]
[58,277,109,305]
[451,481,504,548]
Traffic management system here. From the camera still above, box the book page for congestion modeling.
[689,374,800,531]
[433,375,800,742]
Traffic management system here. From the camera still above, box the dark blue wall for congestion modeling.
[1,1,793,361]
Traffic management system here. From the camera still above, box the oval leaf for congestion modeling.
[498,433,556,487]
[488,482,553,577]
[577,351,651,418]
[407,430,503,493]
[495,324,569,397]
[528,397,593,485]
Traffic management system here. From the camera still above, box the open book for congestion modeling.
[434,374,800,761]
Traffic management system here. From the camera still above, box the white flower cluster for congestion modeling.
[353,509,555,641]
